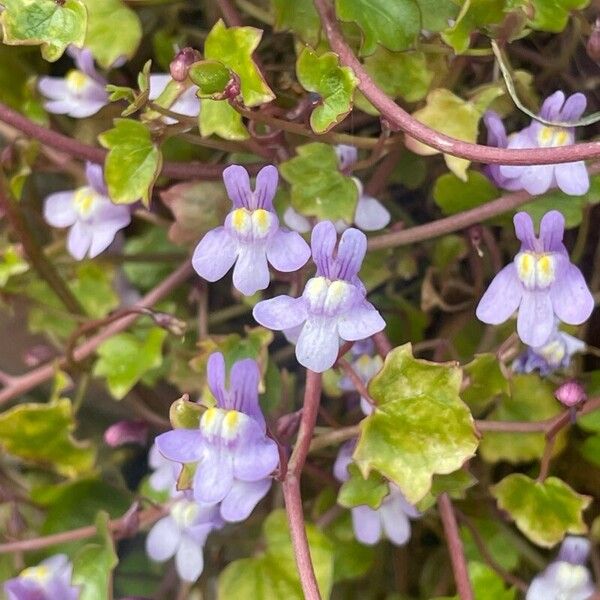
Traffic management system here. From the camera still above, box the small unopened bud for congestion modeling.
[104,420,149,447]
[222,72,241,100]
[169,47,202,82]
[151,312,187,336]
[22,344,54,367]
[587,19,600,63]
[555,380,586,408]
[276,410,302,441]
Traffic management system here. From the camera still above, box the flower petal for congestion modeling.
[337,302,385,342]
[283,206,311,233]
[233,421,278,481]
[295,317,340,372]
[266,228,311,272]
[517,291,554,347]
[484,110,508,148]
[148,74,170,100]
[222,164,252,209]
[172,87,201,118]
[175,534,204,582]
[254,165,278,211]
[476,264,523,325]
[220,478,271,522]
[67,221,93,260]
[253,296,308,330]
[146,516,180,561]
[513,211,536,250]
[88,222,125,258]
[539,210,565,253]
[335,227,367,281]
[560,93,587,122]
[193,446,234,503]
[85,162,107,195]
[354,196,390,231]
[517,164,555,195]
[554,162,589,196]
[232,244,270,295]
[333,440,355,483]
[229,358,263,426]
[550,263,594,325]
[192,227,238,282]
[207,352,227,406]
[335,144,358,171]
[38,76,69,100]
[539,90,565,121]
[311,220,337,278]
[44,192,78,228]
[155,429,204,464]
[379,502,411,546]
[351,505,382,545]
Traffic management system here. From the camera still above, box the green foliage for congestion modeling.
[462,353,510,414]
[469,561,516,600]
[271,0,320,45]
[217,509,334,599]
[418,469,478,511]
[433,171,500,216]
[338,464,389,509]
[0,0,87,61]
[280,143,359,221]
[189,60,234,99]
[296,47,358,134]
[93,327,167,399]
[416,0,460,32]
[98,119,163,206]
[0,244,28,287]
[354,344,479,504]
[0,399,95,477]
[491,474,591,547]
[334,0,420,55]
[462,519,521,572]
[527,0,590,32]
[83,0,142,68]
[326,512,374,581]
[199,98,250,140]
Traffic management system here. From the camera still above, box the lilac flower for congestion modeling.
[148,74,201,124]
[38,48,109,118]
[155,353,279,522]
[148,442,180,496]
[193,164,310,296]
[484,92,589,195]
[334,440,420,546]
[527,536,594,600]
[476,210,593,347]
[338,340,382,415]
[43,162,131,260]
[146,495,223,582]
[512,323,586,376]
[3,554,79,600]
[253,221,385,372]
[283,145,390,233]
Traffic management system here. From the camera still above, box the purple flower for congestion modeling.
[193,164,310,296]
[148,74,201,124]
[476,211,593,347]
[484,92,589,195]
[38,48,109,118]
[527,536,594,600]
[155,353,279,522]
[512,323,586,376]
[148,442,180,496]
[283,145,390,233]
[146,495,223,582]
[43,162,131,260]
[3,554,79,600]
[253,221,385,372]
[334,441,420,546]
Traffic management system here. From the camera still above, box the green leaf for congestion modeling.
[72,512,119,600]
[279,143,359,222]
[83,0,142,68]
[70,262,120,318]
[433,170,500,216]
[0,244,28,287]
[462,353,509,415]
[93,327,167,399]
[363,49,433,104]
[491,474,591,547]
[338,464,389,509]
[204,19,274,107]
[188,60,234,98]
[326,512,374,581]
[0,0,87,62]
[527,0,589,32]
[469,561,516,600]
[98,119,162,206]
[296,47,358,134]
[462,518,521,572]
[218,509,334,599]
[479,374,564,464]
[271,0,320,45]
[334,0,420,55]
[354,344,479,504]
[415,0,460,32]
[418,468,478,511]
[579,434,600,467]
[199,98,250,140]
[0,399,95,477]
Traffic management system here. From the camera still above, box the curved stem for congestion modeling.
[313,0,600,165]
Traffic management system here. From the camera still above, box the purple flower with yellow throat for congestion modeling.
[253,221,385,372]
[155,353,279,523]
[476,210,593,347]
[484,91,589,195]
[192,164,310,296]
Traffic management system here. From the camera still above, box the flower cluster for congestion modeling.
[254,220,385,372]
[476,210,593,347]
[193,164,310,295]
[43,162,131,260]
[484,91,589,195]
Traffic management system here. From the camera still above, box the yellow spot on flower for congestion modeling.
[21,566,50,583]
[231,208,251,234]
[537,126,570,148]
[66,69,89,92]
[171,499,200,528]
[537,254,555,286]
[252,208,271,236]
[223,410,241,439]
[539,340,565,364]
[73,187,98,217]
[515,251,556,289]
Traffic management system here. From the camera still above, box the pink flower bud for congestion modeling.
[169,47,201,82]
[555,380,586,408]
[587,19,600,63]
[104,420,149,447]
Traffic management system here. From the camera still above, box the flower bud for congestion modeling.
[104,420,148,447]
[555,380,586,408]
[169,47,202,82]
[587,19,600,63]
[151,311,187,336]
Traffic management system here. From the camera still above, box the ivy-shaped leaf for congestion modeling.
[83,0,142,69]
[462,353,509,415]
[279,143,358,222]
[334,0,421,55]
[527,0,590,33]
[0,399,95,477]
[93,327,167,399]
[418,469,478,511]
[433,171,500,216]
[0,0,87,62]
[469,561,516,600]
[415,0,460,32]
[491,474,591,547]
[98,119,163,206]
[204,19,274,107]
[354,344,479,504]
[296,47,358,134]
[199,98,249,140]
[271,0,320,45]
[338,464,389,509]
[218,509,334,599]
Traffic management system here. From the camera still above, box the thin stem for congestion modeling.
[336,357,375,407]
[537,410,572,481]
[313,0,600,165]
[309,424,360,453]
[372,331,392,357]
[437,493,474,600]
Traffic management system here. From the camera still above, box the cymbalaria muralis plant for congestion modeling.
[0,1,599,599]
